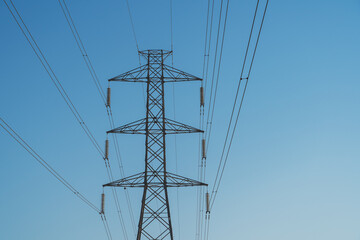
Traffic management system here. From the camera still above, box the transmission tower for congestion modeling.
[104,49,207,240]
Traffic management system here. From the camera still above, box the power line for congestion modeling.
[205,0,230,154]
[170,0,174,65]
[0,117,113,240]
[122,0,147,107]
[204,0,225,143]
[100,213,113,240]
[3,0,104,159]
[199,1,231,235]
[0,117,99,212]
[58,0,136,236]
[3,1,129,238]
[210,0,269,210]
[58,0,106,105]
[107,112,137,236]
[209,0,260,207]
[203,0,216,95]
[125,0,139,52]
[196,0,214,239]
[199,2,269,240]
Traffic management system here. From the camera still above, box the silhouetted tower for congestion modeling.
[104,49,207,240]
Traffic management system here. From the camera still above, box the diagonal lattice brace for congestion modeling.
[162,64,202,82]
[109,64,148,82]
[107,118,203,135]
[103,171,207,188]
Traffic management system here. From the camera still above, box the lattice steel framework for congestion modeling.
[104,49,206,240]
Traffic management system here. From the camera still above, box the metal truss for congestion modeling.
[109,50,201,83]
[104,49,206,240]
[104,172,207,188]
[107,118,202,135]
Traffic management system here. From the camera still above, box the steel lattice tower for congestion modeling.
[104,49,207,240]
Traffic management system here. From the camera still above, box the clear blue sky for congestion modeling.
[1,0,360,239]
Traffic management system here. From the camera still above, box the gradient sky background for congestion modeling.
[1,0,360,239]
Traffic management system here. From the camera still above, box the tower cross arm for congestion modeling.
[103,172,207,188]
[108,64,202,83]
[107,118,203,135]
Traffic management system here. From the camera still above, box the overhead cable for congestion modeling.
[122,0,146,106]
[170,0,174,65]
[125,0,140,52]
[209,0,260,207]
[196,0,214,239]
[205,0,231,153]
[210,0,269,210]
[58,0,136,236]
[3,0,104,159]
[58,0,106,105]
[3,1,128,238]
[0,117,113,240]
[0,117,99,212]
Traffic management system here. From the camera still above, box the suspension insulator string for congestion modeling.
[206,192,210,214]
[101,192,105,214]
[105,137,109,160]
[202,138,206,159]
[106,87,111,108]
[200,86,204,107]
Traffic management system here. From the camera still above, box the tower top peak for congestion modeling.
[138,49,173,61]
